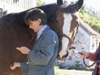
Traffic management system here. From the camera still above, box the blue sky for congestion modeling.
[42,0,100,11]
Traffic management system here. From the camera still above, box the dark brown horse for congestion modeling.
[0,0,83,75]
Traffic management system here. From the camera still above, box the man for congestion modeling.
[10,8,59,75]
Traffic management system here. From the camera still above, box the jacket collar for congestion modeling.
[34,25,50,44]
[42,25,50,36]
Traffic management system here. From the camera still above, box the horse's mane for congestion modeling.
[1,3,58,26]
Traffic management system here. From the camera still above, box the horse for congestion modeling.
[0,0,83,75]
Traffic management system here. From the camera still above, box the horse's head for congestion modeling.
[56,0,84,62]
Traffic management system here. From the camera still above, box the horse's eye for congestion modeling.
[55,20,58,23]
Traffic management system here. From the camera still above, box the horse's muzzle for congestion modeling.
[57,51,69,62]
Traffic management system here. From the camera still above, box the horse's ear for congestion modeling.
[57,0,73,7]
[57,0,64,6]
[75,0,84,11]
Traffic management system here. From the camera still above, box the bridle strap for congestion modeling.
[63,34,72,44]
[58,34,72,44]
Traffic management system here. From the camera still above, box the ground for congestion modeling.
[60,69,92,75]
[55,68,92,75]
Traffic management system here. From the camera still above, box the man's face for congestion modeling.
[28,19,41,32]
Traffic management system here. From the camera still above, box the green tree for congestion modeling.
[36,0,45,6]
[97,11,100,20]
[79,5,100,33]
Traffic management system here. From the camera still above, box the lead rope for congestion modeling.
[83,58,100,75]
[11,32,36,64]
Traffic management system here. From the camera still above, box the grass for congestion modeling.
[55,66,71,75]
[54,66,92,75]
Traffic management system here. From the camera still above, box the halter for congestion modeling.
[58,34,72,45]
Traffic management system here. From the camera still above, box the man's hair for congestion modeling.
[25,8,47,25]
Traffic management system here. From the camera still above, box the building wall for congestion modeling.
[0,0,36,13]
[0,8,3,17]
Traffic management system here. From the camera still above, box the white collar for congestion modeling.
[37,25,47,35]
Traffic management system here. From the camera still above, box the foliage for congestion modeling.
[54,66,70,75]
[36,0,45,6]
[79,5,100,33]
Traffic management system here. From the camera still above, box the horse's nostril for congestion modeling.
[72,46,76,49]
[57,52,69,62]
[69,46,76,50]
[57,56,67,63]
[62,52,69,58]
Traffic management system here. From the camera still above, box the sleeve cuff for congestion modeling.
[20,62,29,74]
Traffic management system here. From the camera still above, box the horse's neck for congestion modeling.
[2,4,58,26]
[2,11,26,25]
[37,4,58,21]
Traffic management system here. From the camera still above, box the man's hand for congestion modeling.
[16,46,30,54]
[10,62,20,70]
[80,51,90,58]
